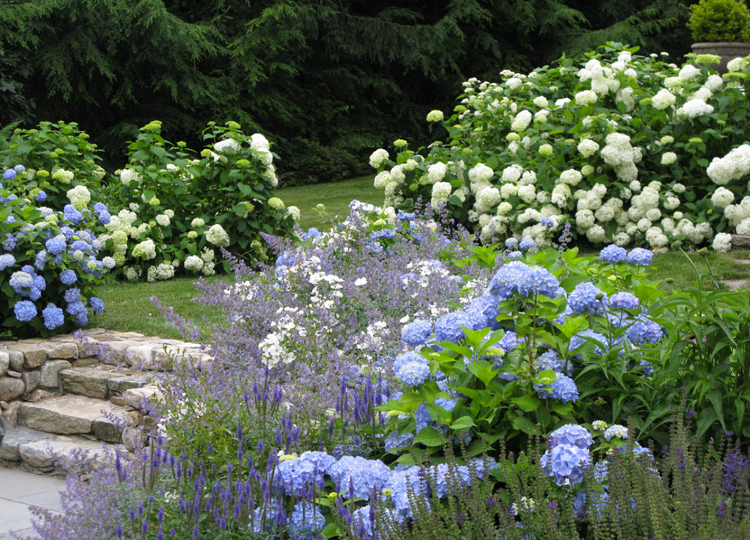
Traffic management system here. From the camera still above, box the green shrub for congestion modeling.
[688,0,750,43]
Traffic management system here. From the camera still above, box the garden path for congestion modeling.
[0,467,65,540]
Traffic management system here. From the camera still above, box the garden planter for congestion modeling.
[691,42,750,73]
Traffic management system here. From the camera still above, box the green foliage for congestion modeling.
[0,121,106,210]
[104,120,295,280]
[688,0,750,43]
[375,43,750,250]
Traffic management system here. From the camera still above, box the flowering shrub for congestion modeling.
[102,120,297,280]
[0,165,111,338]
[371,43,750,251]
[0,120,107,211]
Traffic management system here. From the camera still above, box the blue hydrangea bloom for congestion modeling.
[517,266,560,298]
[60,269,77,285]
[275,452,335,496]
[394,356,430,386]
[60,227,75,240]
[393,351,425,376]
[35,191,47,202]
[93,202,108,214]
[599,244,627,264]
[75,310,88,326]
[626,248,653,266]
[45,235,67,255]
[625,317,663,344]
[33,275,46,291]
[70,240,91,253]
[498,331,518,354]
[534,349,573,377]
[9,271,33,293]
[488,261,558,300]
[34,251,47,271]
[518,238,536,251]
[541,217,556,227]
[540,444,590,486]
[289,501,326,539]
[42,305,65,330]
[14,300,37,322]
[3,168,16,180]
[384,431,415,452]
[568,282,607,314]
[397,210,415,222]
[90,297,104,313]
[505,237,519,248]
[609,292,639,311]
[434,311,471,343]
[63,288,81,303]
[401,319,433,347]
[535,374,579,403]
[0,253,15,270]
[328,456,392,501]
[97,211,111,225]
[385,466,427,521]
[63,205,83,226]
[548,424,594,449]
[3,234,16,251]
[370,229,396,241]
[467,294,500,329]
[14,164,25,173]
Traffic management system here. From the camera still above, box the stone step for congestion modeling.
[18,395,137,442]
[0,426,55,463]
[17,434,118,472]
[59,365,153,399]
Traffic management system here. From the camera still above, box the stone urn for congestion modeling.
[691,42,750,73]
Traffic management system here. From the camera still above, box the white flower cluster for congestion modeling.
[205,224,230,246]
[707,145,750,185]
[147,262,175,282]
[66,185,91,211]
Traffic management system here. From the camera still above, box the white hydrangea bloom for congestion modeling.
[369,148,389,169]
[712,187,735,208]
[431,182,452,205]
[707,145,750,185]
[287,206,300,223]
[428,162,448,184]
[586,225,606,243]
[500,183,518,199]
[574,90,597,106]
[645,208,662,222]
[559,169,583,186]
[206,224,230,247]
[519,171,537,185]
[185,255,204,272]
[511,110,532,132]
[518,185,536,204]
[497,202,513,216]
[576,210,595,229]
[601,133,634,167]
[475,187,501,213]
[737,218,750,235]
[678,64,701,81]
[713,232,732,252]
[664,196,681,210]
[502,165,523,183]
[155,214,170,227]
[652,88,676,110]
[578,139,599,158]
[661,152,677,165]
[373,171,393,190]
[251,133,270,151]
[214,138,240,155]
[595,205,615,222]
[469,163,494,185]
[132,239,157,260]
[645,227,669,248]
[533,96,549,108]
[66,185,91,211]
[677,99,714,119]
[120,168,141,186]
[390,165,406,184]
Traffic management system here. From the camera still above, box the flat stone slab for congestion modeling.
[59,366,126,399]
[0,426,54,462]
[121,386,163,410]
[19,395,123,435]
[108,373,153,394]
[18,436,116,470]
[721,280,749,291]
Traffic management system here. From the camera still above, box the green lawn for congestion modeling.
[277,174,381,230]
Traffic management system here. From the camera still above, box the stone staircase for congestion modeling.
[0,329,211,474]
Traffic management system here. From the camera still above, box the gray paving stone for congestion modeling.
[0,426,54,462]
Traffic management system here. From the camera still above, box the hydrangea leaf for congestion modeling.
[513,394,542,413]
[450,416,476,430]
[413,426,446,447]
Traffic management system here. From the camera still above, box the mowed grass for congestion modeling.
[277,175,381,230]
